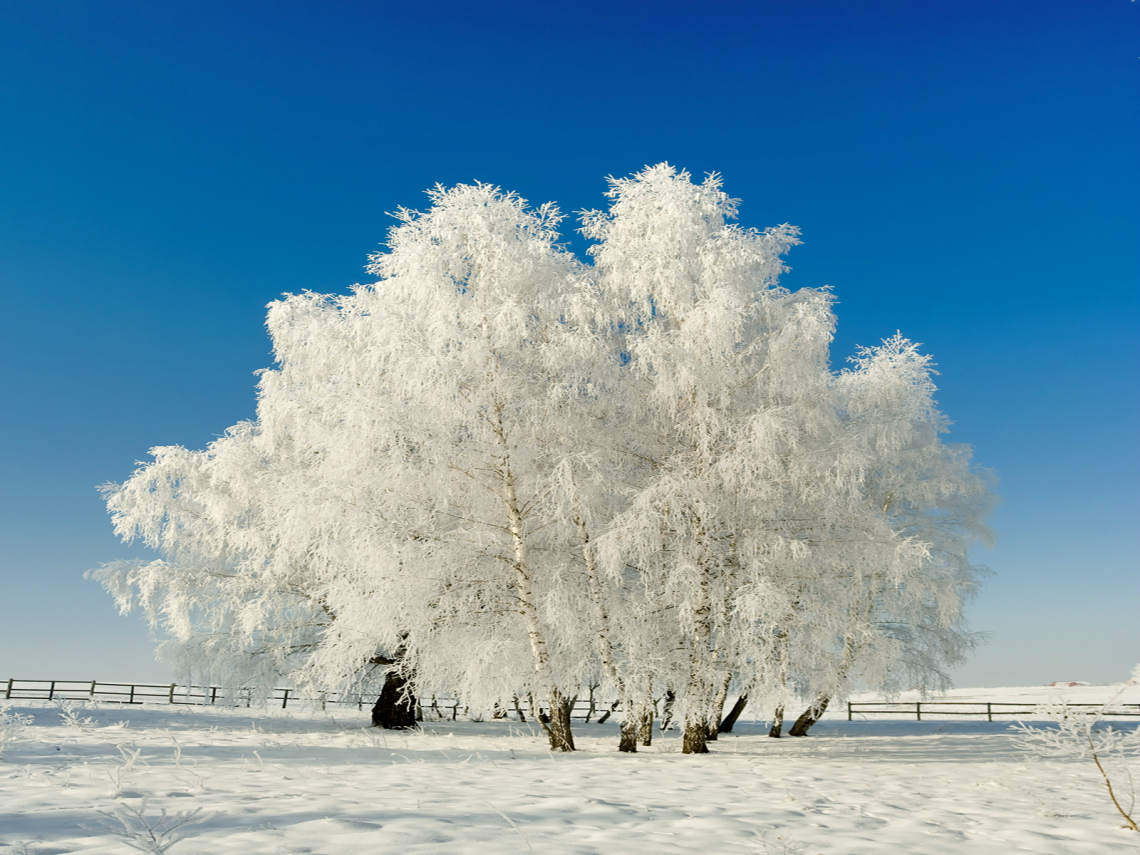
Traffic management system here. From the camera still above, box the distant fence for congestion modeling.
[1,679,618,722]
[847,700,1140,722]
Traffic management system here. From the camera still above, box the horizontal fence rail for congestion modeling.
[1,679,619,722]
[9,681,1135,724]
[847,700,1140,722]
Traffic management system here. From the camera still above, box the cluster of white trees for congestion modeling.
[91,164,995,753]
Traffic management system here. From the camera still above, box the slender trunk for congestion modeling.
[789,626,858,738]
[768,704,784,738]
[719,695,749,733]
[596,700,617,725]
[493,404,573,752]
[788,696,831,737]
[660,690,676,732]
[371,670,417,730]
[681,510,716,756]
[706,675,732,740]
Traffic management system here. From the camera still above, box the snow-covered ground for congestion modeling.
[2,686,1137,854]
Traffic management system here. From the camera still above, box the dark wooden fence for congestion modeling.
[2,678,618,722]
[846,700,1140,721]
[13,681,1134,724]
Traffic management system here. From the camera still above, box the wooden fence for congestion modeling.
[1,679,618,722]
[846,700,1140,721]
[10,681,1136,725]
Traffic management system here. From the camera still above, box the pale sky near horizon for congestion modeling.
[1,0,1136,689]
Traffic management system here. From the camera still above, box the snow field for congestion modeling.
[1,692,1137,854]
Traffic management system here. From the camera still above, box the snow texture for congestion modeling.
[2,685,1137,854]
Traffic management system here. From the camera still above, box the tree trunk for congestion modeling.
[371,670,417,730]
[540,690,575,752]
[788,696,830,737]
[768,704,784,738]
[660,690,676,732]
[682,719,710,754]
[719,695,749,733]
[618,717,638,753]
[638,710,653,746]
[596,700,616,725]
[707,675,732,740]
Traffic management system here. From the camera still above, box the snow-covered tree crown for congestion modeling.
[92,164,996,751]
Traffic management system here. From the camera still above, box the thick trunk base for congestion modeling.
[719,695,749,734]
[638,712,653,747]
[542,692,576,752]
[682,721,710,754]
[788,697,830,737]
[371,671,417,730]
[768,704,784,738]
[618,718,638,753]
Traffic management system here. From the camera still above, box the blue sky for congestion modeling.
[1,0,1136,688]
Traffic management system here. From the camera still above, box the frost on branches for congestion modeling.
[91,164,996,753]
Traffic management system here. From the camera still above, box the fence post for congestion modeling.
[987,702,992,723]
[281,688,290,710]
[5,678,11,700]
[168,684,176,704]
[129,684,135,704]
[848,701,852,721]
[210,686,218,705]
[916,702,921,721]
[90,680,96,699]
[48,680,56,700]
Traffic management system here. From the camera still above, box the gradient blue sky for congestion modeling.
[1,1,1136,688]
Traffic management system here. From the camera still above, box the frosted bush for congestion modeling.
[1013,702,1139,831]
[0,702,32,760]
[86,797,215,853]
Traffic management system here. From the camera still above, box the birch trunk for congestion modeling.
[768,704,784,738]
[494,403,574,751]
[719,695,749,733]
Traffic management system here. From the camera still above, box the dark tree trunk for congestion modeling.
[660,690,676,732]
[618,717,638,753]
[788,696,831,737]
[768,704,784,738]
[638,710,653,747]
[596,700,616,725]
[719,695,749,733]
[371,670,417,730]
[682,719,710,754]
[707,676,732,741]
[537,690,575,752]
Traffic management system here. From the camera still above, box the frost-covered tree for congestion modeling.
[96,182,606,750]
[782,336,995,736]
[583,164,844,753]
[93,164,995,755]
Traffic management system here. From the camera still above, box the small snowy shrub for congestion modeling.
[0,703,32,760]
[86,797,214,853]
[56,698,96,730]
[1013,703,1139,831]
